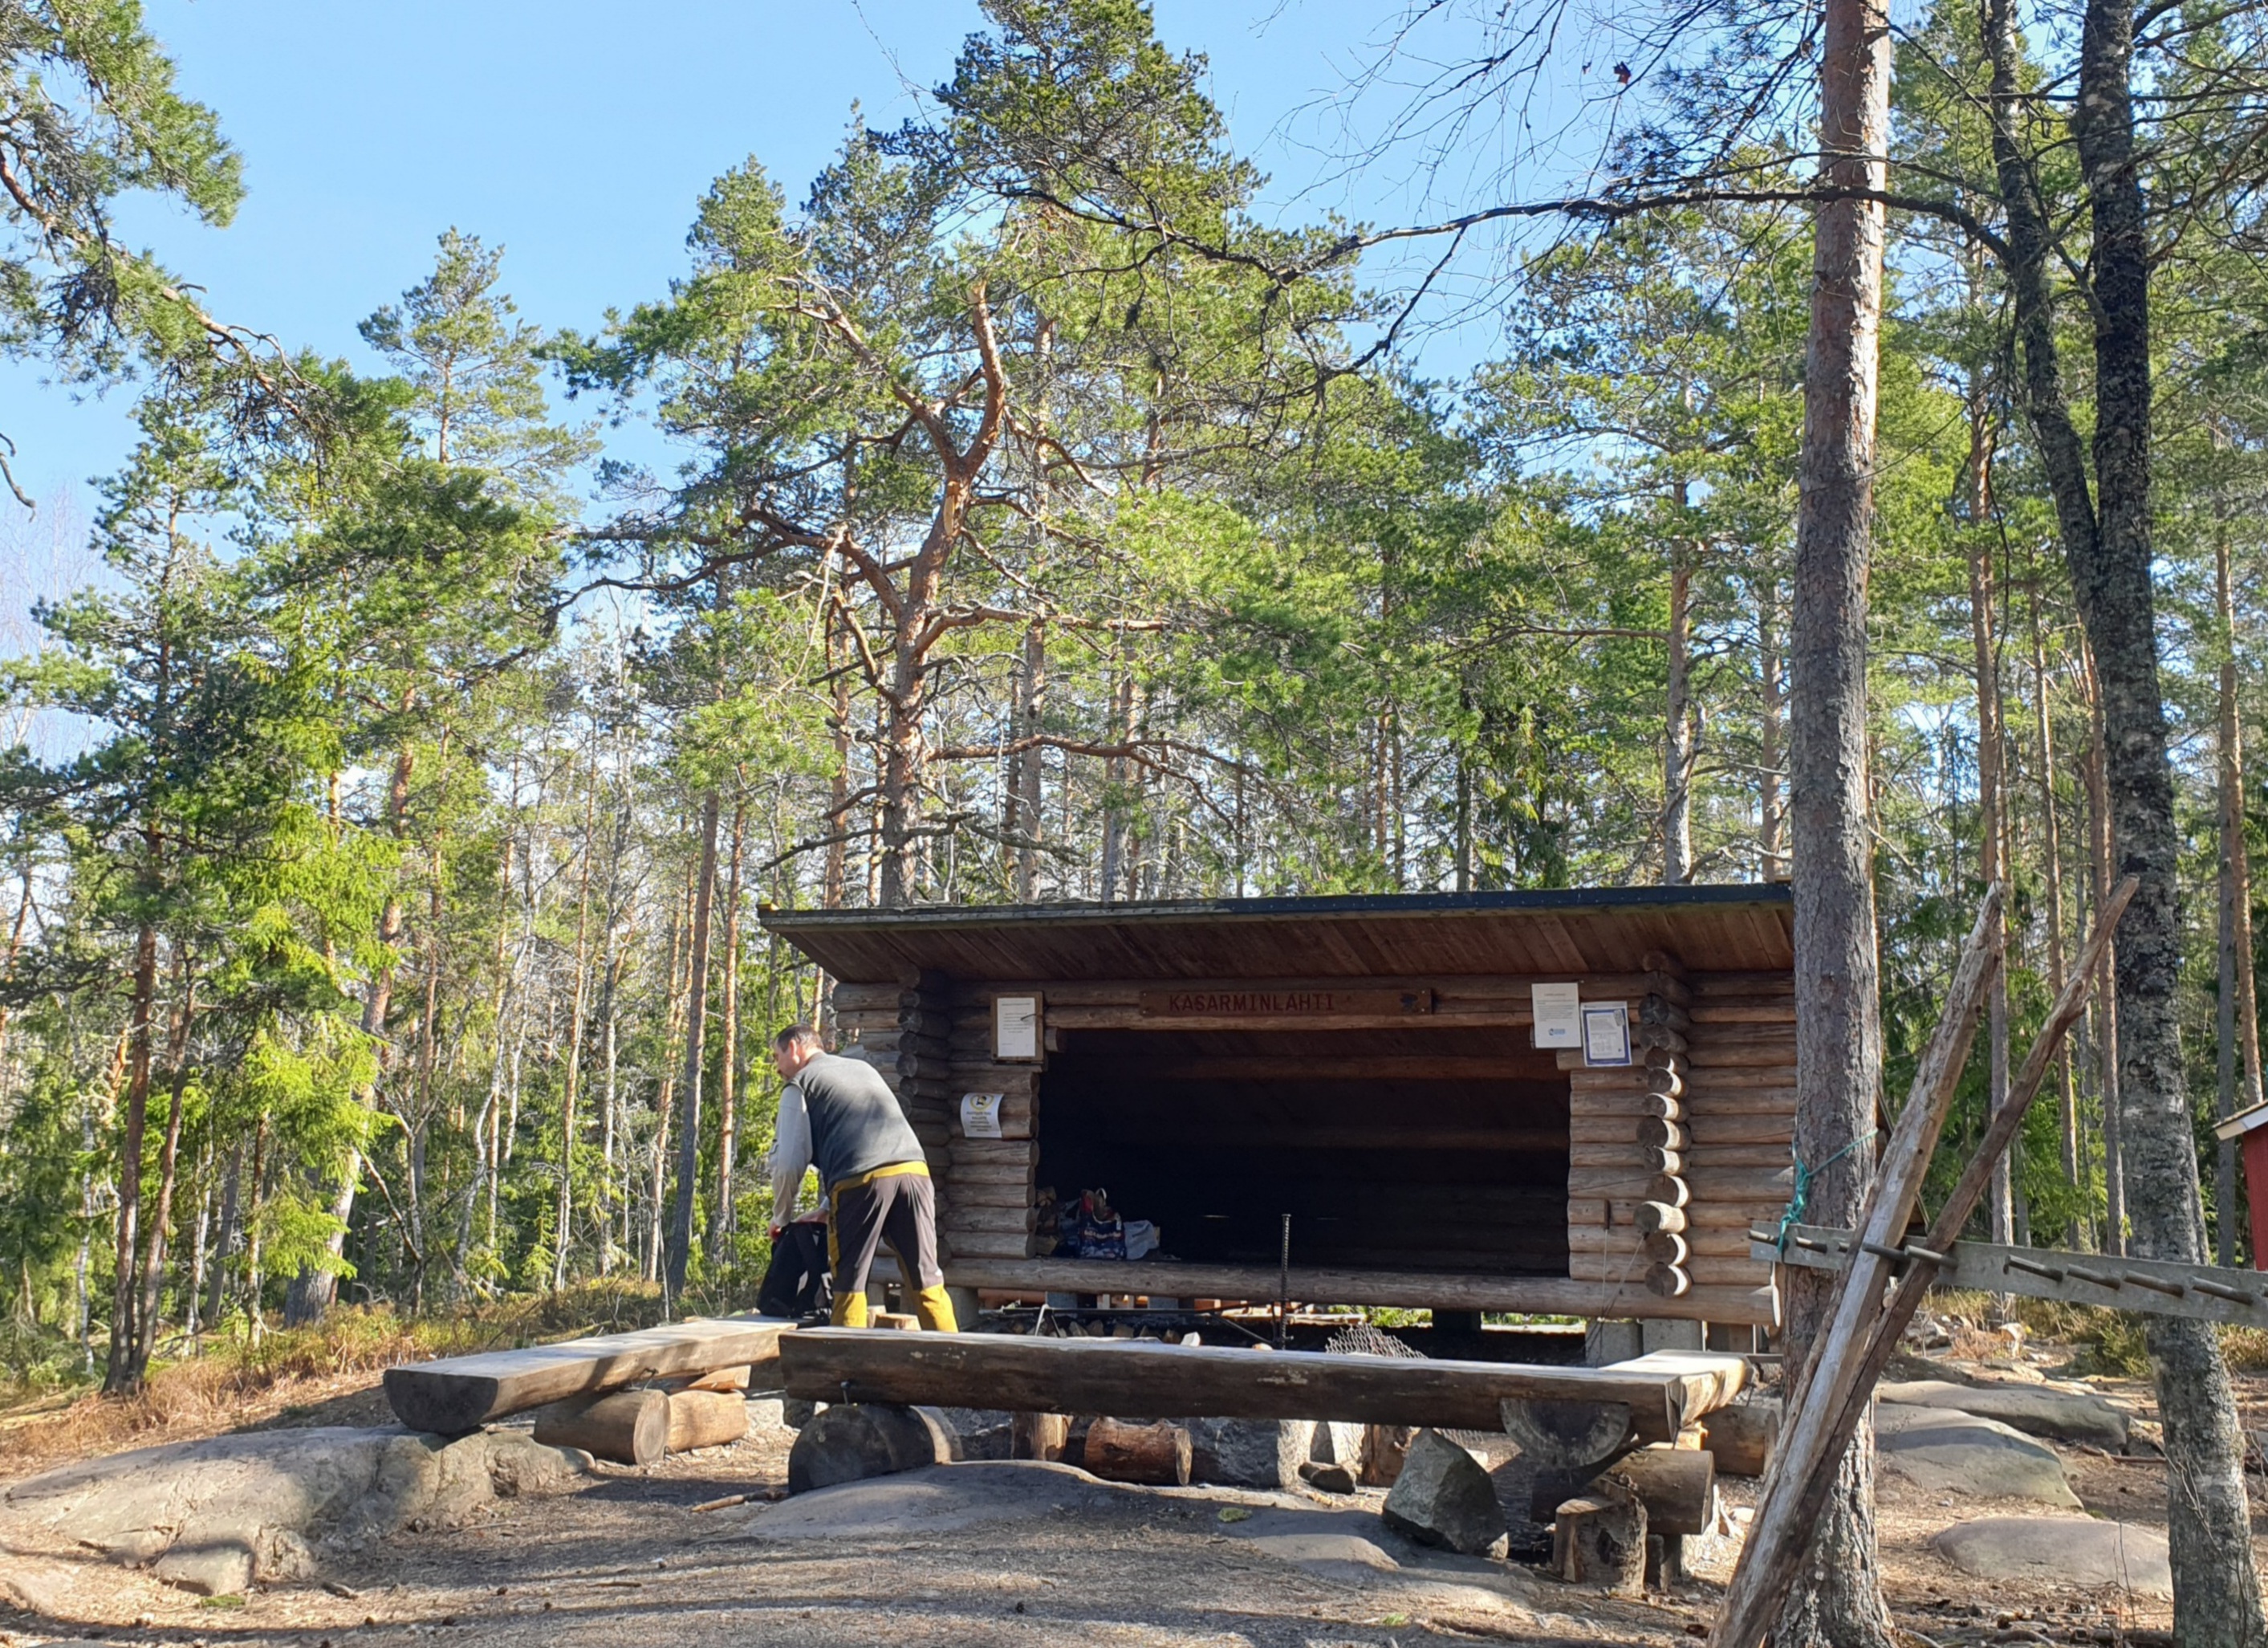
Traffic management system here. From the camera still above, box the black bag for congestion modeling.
[758,1219,835,1321]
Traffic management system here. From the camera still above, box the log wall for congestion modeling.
[1563,959,1793,1304]
[831,958,1794,1314]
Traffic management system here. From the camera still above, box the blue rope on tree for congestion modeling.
[1774,1129,1881,1251]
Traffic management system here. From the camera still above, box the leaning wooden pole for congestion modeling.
[1712,877,2133,1648]
[1710,888,2003,1648]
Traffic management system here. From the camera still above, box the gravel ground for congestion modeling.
[1,1347,2262,1647]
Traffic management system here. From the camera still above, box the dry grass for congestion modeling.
[0,1279,681,1483]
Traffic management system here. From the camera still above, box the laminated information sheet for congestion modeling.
[1532,981,1582,1049]
[1581,1001,1632,1066]
[994,994,1040,1060]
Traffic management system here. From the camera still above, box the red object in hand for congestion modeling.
[768,1225,785,1242]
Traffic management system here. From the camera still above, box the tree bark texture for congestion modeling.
[1986,0,2266,1623]
[1780,0,1897,1630]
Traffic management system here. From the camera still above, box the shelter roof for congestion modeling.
[759,884,1793,984]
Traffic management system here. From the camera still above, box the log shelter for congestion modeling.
[760,886,1795,1326]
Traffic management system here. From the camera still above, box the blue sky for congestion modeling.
[0,0,1526,524]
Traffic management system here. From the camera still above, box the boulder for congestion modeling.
[0,1426,585,1597]
[1300,1460,1357,1494]
[786,1402,953,1494]
[1380,1429,1508,1558]
[1932,1516,2170,1598]
[929,1406,1014,1461]
[1880,1379,2129,1451]
[1185,1416,1315,1490]
[1310,1420,1367,1468]
[1874,1404,2079,1507]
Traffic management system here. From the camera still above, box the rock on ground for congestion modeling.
[1874,1404,2079,1507]
[1380,1429,1508,1558]
[1880,1379,2130,1451]
[1183,1417,1313,1489]
[0,1426,586,1597]
[1931,1516,2170,1598]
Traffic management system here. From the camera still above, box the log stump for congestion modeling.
[1082,1418,1193,1486]
[1701,1398,1780,1477]
[786,1402,950,1494]
[1645,1531,1685,1589]
[1360,1423,1413,1487]
[1553,1487,1647,1593]
[532,1388,668,1467]
[1010,1411,1069,1463]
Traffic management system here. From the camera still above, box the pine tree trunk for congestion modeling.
[708,800,746,1260]
[1778,0,1897,1629]
[551,771,600,1291]
[1758,583,1786,880]
[1967,518,2013,1254]
[1664,503,1694,885]
[2084,664,2125,1252]
[2217,509,2264,1262]
[1014,621,1047,900]
[2030,590,2084,1246]
[104,914,159,1394]
[665,794,721,1296]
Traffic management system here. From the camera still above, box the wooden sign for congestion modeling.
[1138,986,1434,1020]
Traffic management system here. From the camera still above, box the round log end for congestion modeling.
[1634,1200,1688,1235]
[1644,1262,1692,1299]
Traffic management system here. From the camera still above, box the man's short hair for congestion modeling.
[774,1023,823,1053]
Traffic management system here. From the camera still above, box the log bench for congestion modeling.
[777,1329,1745,1466]
[383,1315,795,1434]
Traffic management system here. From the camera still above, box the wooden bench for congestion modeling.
[383,1316,795,1434]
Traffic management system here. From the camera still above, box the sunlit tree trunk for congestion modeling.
[1777,0,1897,1629]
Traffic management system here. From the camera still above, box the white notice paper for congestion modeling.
[994,994,1040,1060]
[960,1093,1005,1138]
[1532,983,1582,1049]
[1582,1002,1633,1067]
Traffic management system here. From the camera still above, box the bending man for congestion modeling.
[767,1023,958,1332]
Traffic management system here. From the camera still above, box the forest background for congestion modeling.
[0,0,2262,1401]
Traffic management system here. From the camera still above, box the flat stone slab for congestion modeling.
[0,1426,586,1597]
[1876,1405,2078,1507]
[1881,1379,2129,1451]
[1932,1516,2170,1598]
[738,1461,1139,1540]
[723,1463,1537,1627]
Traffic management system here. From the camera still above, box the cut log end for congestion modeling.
[1634,1200,1688,1235]
[1644,1263,1692,1299]
[1499,1397,1633,1471]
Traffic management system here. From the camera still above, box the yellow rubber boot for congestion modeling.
[913,1284,960,1333]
